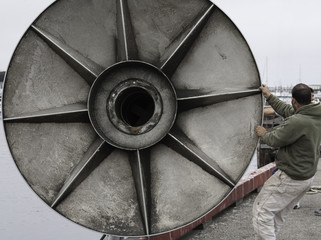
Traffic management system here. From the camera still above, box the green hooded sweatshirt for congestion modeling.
[261,94,321,180]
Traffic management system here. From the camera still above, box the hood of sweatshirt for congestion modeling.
[296,101,321,118]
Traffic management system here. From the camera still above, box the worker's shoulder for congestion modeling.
[284,113,306,126]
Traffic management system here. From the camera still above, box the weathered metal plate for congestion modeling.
[2,0,262,237]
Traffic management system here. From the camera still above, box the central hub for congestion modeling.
[88,61,177,150]
[117,87,154,127]
[107,79,162,135]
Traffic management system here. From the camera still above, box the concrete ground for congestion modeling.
[179,159,321,240]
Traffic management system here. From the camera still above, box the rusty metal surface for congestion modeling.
[2,0,262,237]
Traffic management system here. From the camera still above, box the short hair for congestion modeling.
[292,83,311,105]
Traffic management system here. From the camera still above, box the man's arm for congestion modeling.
[267,95,295,118]
[259,85,295,118]
[257,117,300,148]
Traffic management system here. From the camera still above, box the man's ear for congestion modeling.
[291,97,296,107]
[292,97,300,110]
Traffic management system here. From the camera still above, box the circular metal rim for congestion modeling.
[107,78,163,134]
[88,60,177,150]
[1,0,263,237]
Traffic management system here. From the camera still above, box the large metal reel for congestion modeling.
[2,0,262,237]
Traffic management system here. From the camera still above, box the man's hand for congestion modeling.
[256,126,267,137]
[259,85,271,99]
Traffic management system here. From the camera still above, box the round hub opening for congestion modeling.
[88,61,177,150]
[107,79,163,135]
[116,87,155,127]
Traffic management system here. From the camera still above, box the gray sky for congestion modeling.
[1,0,321,87]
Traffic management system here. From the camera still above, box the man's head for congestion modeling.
[291,83,311,110]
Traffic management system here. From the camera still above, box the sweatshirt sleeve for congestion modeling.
[261,115,301,147]
[267,94,295,118]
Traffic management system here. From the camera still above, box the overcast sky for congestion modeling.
[1,0,321,87]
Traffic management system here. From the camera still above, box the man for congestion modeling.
[253,84,321,240]
[263,88,317,210]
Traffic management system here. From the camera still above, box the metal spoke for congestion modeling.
[177,89,261,112]
[31,25,104,85]
[116,0,138,61]
[129,149,151,235]
[51,139,114,208]
[163,126,235,188]
[160,4,215,78]
[3,103,89,123]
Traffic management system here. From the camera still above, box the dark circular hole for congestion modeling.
[116,87,155,127]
